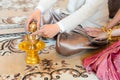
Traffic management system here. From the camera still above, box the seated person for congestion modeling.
[83,9,120,80]
[25,0,109,56]
[26,0,109,38]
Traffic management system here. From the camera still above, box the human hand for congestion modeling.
[26,9,41,31]
[104,21,114,29]
[84,27,103,37]
[94,32,107,41]
[32,24,60,38]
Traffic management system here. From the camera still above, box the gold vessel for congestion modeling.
[18,21,45,64]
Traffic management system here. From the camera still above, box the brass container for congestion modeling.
[28,21,37,33]
[18,39,45,64]
[18,21,45,64]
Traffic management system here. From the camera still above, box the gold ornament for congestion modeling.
[28,21,37,33]
[18,21,45,64]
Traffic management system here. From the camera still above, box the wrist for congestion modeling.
[106,25,113,29]
[35,5,45,14]
[106,29,112,41]
[55,24,61,33]
[56,22,65,32]
[101,26,112,41]
[34,9,41,14]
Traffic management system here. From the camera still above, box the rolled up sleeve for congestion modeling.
[36,0,57,14]
[57,0,106,32]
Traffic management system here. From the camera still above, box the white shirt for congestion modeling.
[36,0,109,32]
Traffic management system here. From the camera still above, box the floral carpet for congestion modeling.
[0,0,99,80]
[0,33,99,80]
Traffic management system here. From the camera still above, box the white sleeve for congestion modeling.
[57,0,106,32]
[36,0,57,14]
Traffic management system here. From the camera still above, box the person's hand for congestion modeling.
[32,24,61,38]
[84,27,103,37]
[104,21,114,29]
[94,32,107,41]
[26,9,41,31]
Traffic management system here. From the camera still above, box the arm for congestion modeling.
[36,0,57,14]
[111,29,120,37]
[32,0,107,38]
[26,0,57,31]
[95,29,120,40]
[107,9,120,29]
[57,0,106,32]
[95,9,120,40]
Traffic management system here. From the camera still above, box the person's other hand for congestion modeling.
[94,32,107,41]
[84,27,103,37]
[104,21,113,29]
[26,9,41,31]
[32,24,61,38]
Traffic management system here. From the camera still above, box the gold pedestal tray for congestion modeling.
[18,39,45,64]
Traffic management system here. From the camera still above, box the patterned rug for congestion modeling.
[0,0,99,80]
[0,33,99,80]
[0,0,67,24]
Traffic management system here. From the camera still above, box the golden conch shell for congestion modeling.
[28,21,37,32]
